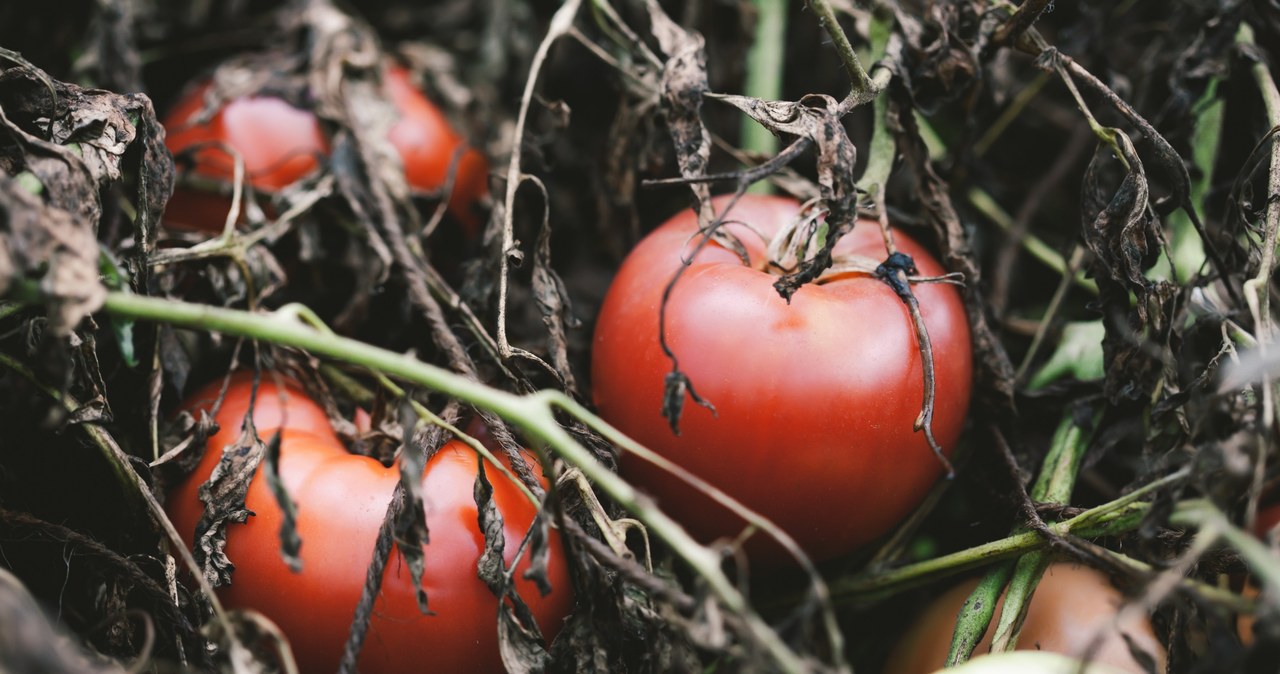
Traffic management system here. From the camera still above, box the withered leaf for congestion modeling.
[0,176,104,335]
[194,418,269,587]
[474,459,549,672]
[261,430,302,573]
[708,93,859,300]
[645,0,712,219]
[531,201,580,394]
[884,83,1018,413]
[1080,131,1156,302]
[394,412,439,616]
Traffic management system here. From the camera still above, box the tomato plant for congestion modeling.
[166,373,572,674]
[163,64,489,234]
[883,564,1166,674]
[591,194,972,562]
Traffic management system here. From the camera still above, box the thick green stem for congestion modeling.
[833,502,1147,604]
[836,468,1187,604]
[805,0,875,105]
[6,282,813,674]
[947,411,1092,663]
[742,0,787,194]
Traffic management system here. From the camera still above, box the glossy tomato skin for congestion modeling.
[883,564,1167,674]
[163,65,488,234]
[591,194,973,563]
[167,373,572,674]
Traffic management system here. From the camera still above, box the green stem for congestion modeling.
[805,0,875,104]
[742,0,787,195]
[835,468,1188,604]
[947,411,1092,664]
[832,501,1147,603]
[7,281,813,674]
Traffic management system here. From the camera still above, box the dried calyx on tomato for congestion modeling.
[166,372,572,674]
[162,62,488,235]
[591,194,974,564]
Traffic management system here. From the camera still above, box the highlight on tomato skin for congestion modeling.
[166,372,573,674]
[161,63,489,235]
[590,193,974,565]
[882,564,1167,674]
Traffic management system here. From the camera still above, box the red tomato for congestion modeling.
[883,564,1166,674]
[167,373,572,674]
[163,65,488,234]
[591,194,973,563]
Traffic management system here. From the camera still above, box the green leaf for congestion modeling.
[1027,320,1105,390]
[98,249,137,367]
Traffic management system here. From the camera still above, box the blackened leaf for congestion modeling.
[194,417,267,587]
[261,430,302,573]
[475,459,506,594]
[395,414,438,615]
[1080,132,1156,304]
[0,177,104,336]
[531,198,580,394]
[645,0,713,219]
[708,93,860,300]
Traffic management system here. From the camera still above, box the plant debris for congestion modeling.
[7,0,1280,672]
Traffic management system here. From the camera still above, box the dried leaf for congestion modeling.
[474,459,549,671]
[0,62,171,331]
[708,93,859,299]
[891,2,986,113]
[531,202,580,393]
[645,0,712,218]
[1080,132,1157,307]
[261,431,302,573]
[194,417,268,587]
[394,414,440,615]
[0,176,104,335]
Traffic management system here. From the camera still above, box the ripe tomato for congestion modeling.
[591,194,973,562]
[166,373,572,674]
[883,564,1167,674]
[163,64,488,234]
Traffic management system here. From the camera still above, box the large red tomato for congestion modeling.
[883,564,1167,674]
[591,194,973,563]
[167,373,572,673]
[163,64,488,234]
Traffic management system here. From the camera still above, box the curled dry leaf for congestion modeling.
[645,0,712,218]
[0,62,171,333]
[708,92,860,300]
[193,418,271,587]
[0,178,104,335]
